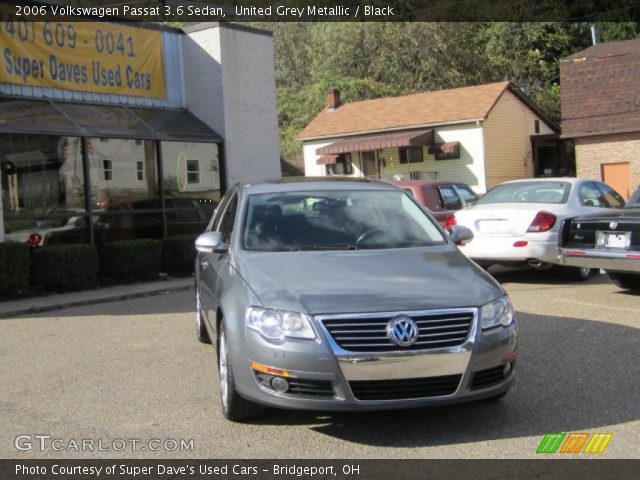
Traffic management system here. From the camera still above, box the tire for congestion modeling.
[218,323,265,422]
[196,289,211,344]
[607,272,640,292]
[562,266,596,281]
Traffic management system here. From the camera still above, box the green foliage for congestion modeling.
[161,235,198,274]
[0,242,30,296]
[100,239,161,282]
[31,244,98,291]
[254,21,638,169]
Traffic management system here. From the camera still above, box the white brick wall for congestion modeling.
[182,24,281,189]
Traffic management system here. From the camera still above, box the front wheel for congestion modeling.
[562,266,596,281]
[607,272,640,292]
[218,323,264,422]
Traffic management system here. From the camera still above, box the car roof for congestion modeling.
[392,180,470,187]
[242,177,400,194]
[496,177,581,185]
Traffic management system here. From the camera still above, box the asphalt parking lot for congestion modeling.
[1,269,638,459]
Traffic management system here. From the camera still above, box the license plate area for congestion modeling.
[477,219,511,234]
[596,231,631,249]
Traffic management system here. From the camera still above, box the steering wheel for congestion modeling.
[356,228,387,246]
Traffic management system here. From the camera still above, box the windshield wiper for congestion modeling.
[286,244,359,251]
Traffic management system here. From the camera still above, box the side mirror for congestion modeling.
[195,231,229,254]
[449,225,473,246]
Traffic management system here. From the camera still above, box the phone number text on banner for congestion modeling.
[0,21,166,98]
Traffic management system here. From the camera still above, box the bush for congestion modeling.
[161,234,198,274]
[100,239,161,282]
[31,244,98,291]
[0,241,30,296]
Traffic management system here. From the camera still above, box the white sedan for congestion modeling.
[454,178,626,280]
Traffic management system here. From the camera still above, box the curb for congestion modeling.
[0,283,193,319]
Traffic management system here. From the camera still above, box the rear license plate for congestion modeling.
[596,231,631,249]
[477,219,510,234]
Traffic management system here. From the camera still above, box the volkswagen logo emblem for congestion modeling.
[387,316,419,346]
[609,221,618,230]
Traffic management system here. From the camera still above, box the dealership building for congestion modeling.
[0,21,280,245]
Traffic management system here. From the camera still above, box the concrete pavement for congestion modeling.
[0,277,193,319]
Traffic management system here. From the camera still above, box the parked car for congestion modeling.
[195,178,517,421]
[454,178,626,280]
[559,186,640,291]
[5,210,109,247]
[392,180,478,230]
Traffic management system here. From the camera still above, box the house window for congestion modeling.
[400,146,423,164]
[534,120,540,134]
[187,160,200,184]
[434,142,461,161]
[136,161,144,181]
[326,153,353,175]
[103,159,112,181]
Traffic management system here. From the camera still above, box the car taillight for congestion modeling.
[444,213,457,231]
[26,233,42,247]
[527,211,556,232]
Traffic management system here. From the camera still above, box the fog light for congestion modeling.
[503,362,512,377]
[270,376,289,393]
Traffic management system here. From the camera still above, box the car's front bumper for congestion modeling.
[229,310,517,411]
[559,248,640,273]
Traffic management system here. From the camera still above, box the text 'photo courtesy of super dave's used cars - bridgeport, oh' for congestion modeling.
[194,178,517,421]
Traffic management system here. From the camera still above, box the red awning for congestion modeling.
[316,129,434,155]
[316,154,338,165]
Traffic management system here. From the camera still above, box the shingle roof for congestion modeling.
[298,81,517,140]
[561,38,640,138]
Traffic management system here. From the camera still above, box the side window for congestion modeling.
[216,194,238,244]
[437,186,463,210]
[578,182,606,207]
[455,186,478,205]
[595,182,625,208]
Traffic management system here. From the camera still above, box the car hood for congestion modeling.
[235,246,503,315]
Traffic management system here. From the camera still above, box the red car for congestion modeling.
[392,180,478,230]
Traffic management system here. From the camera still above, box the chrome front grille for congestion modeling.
[319,309,475,353]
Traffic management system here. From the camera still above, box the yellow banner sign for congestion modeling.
[0,20,166,98]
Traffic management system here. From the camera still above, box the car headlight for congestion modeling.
[246,307,316,341]
[480,296,514,330]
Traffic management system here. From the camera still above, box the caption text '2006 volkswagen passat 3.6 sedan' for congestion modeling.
[194,178,517,421]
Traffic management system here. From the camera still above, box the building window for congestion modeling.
[187,159,200,184]
[103,159,112,181]
[135,139,143,146]
[136,161,144,181]
[400,146,423,164]
[534,120,540,134]
[326,153,353,175]
[99,138,109,143]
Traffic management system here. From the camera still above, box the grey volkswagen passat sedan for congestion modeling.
[195,178,517,421]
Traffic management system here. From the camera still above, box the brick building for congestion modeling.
[560,38,640,199]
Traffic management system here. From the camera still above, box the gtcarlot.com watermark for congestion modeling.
[15,435,194,452]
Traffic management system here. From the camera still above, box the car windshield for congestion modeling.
[625,188,640,208]
[243,190,446,251]
[476,181,570,205]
